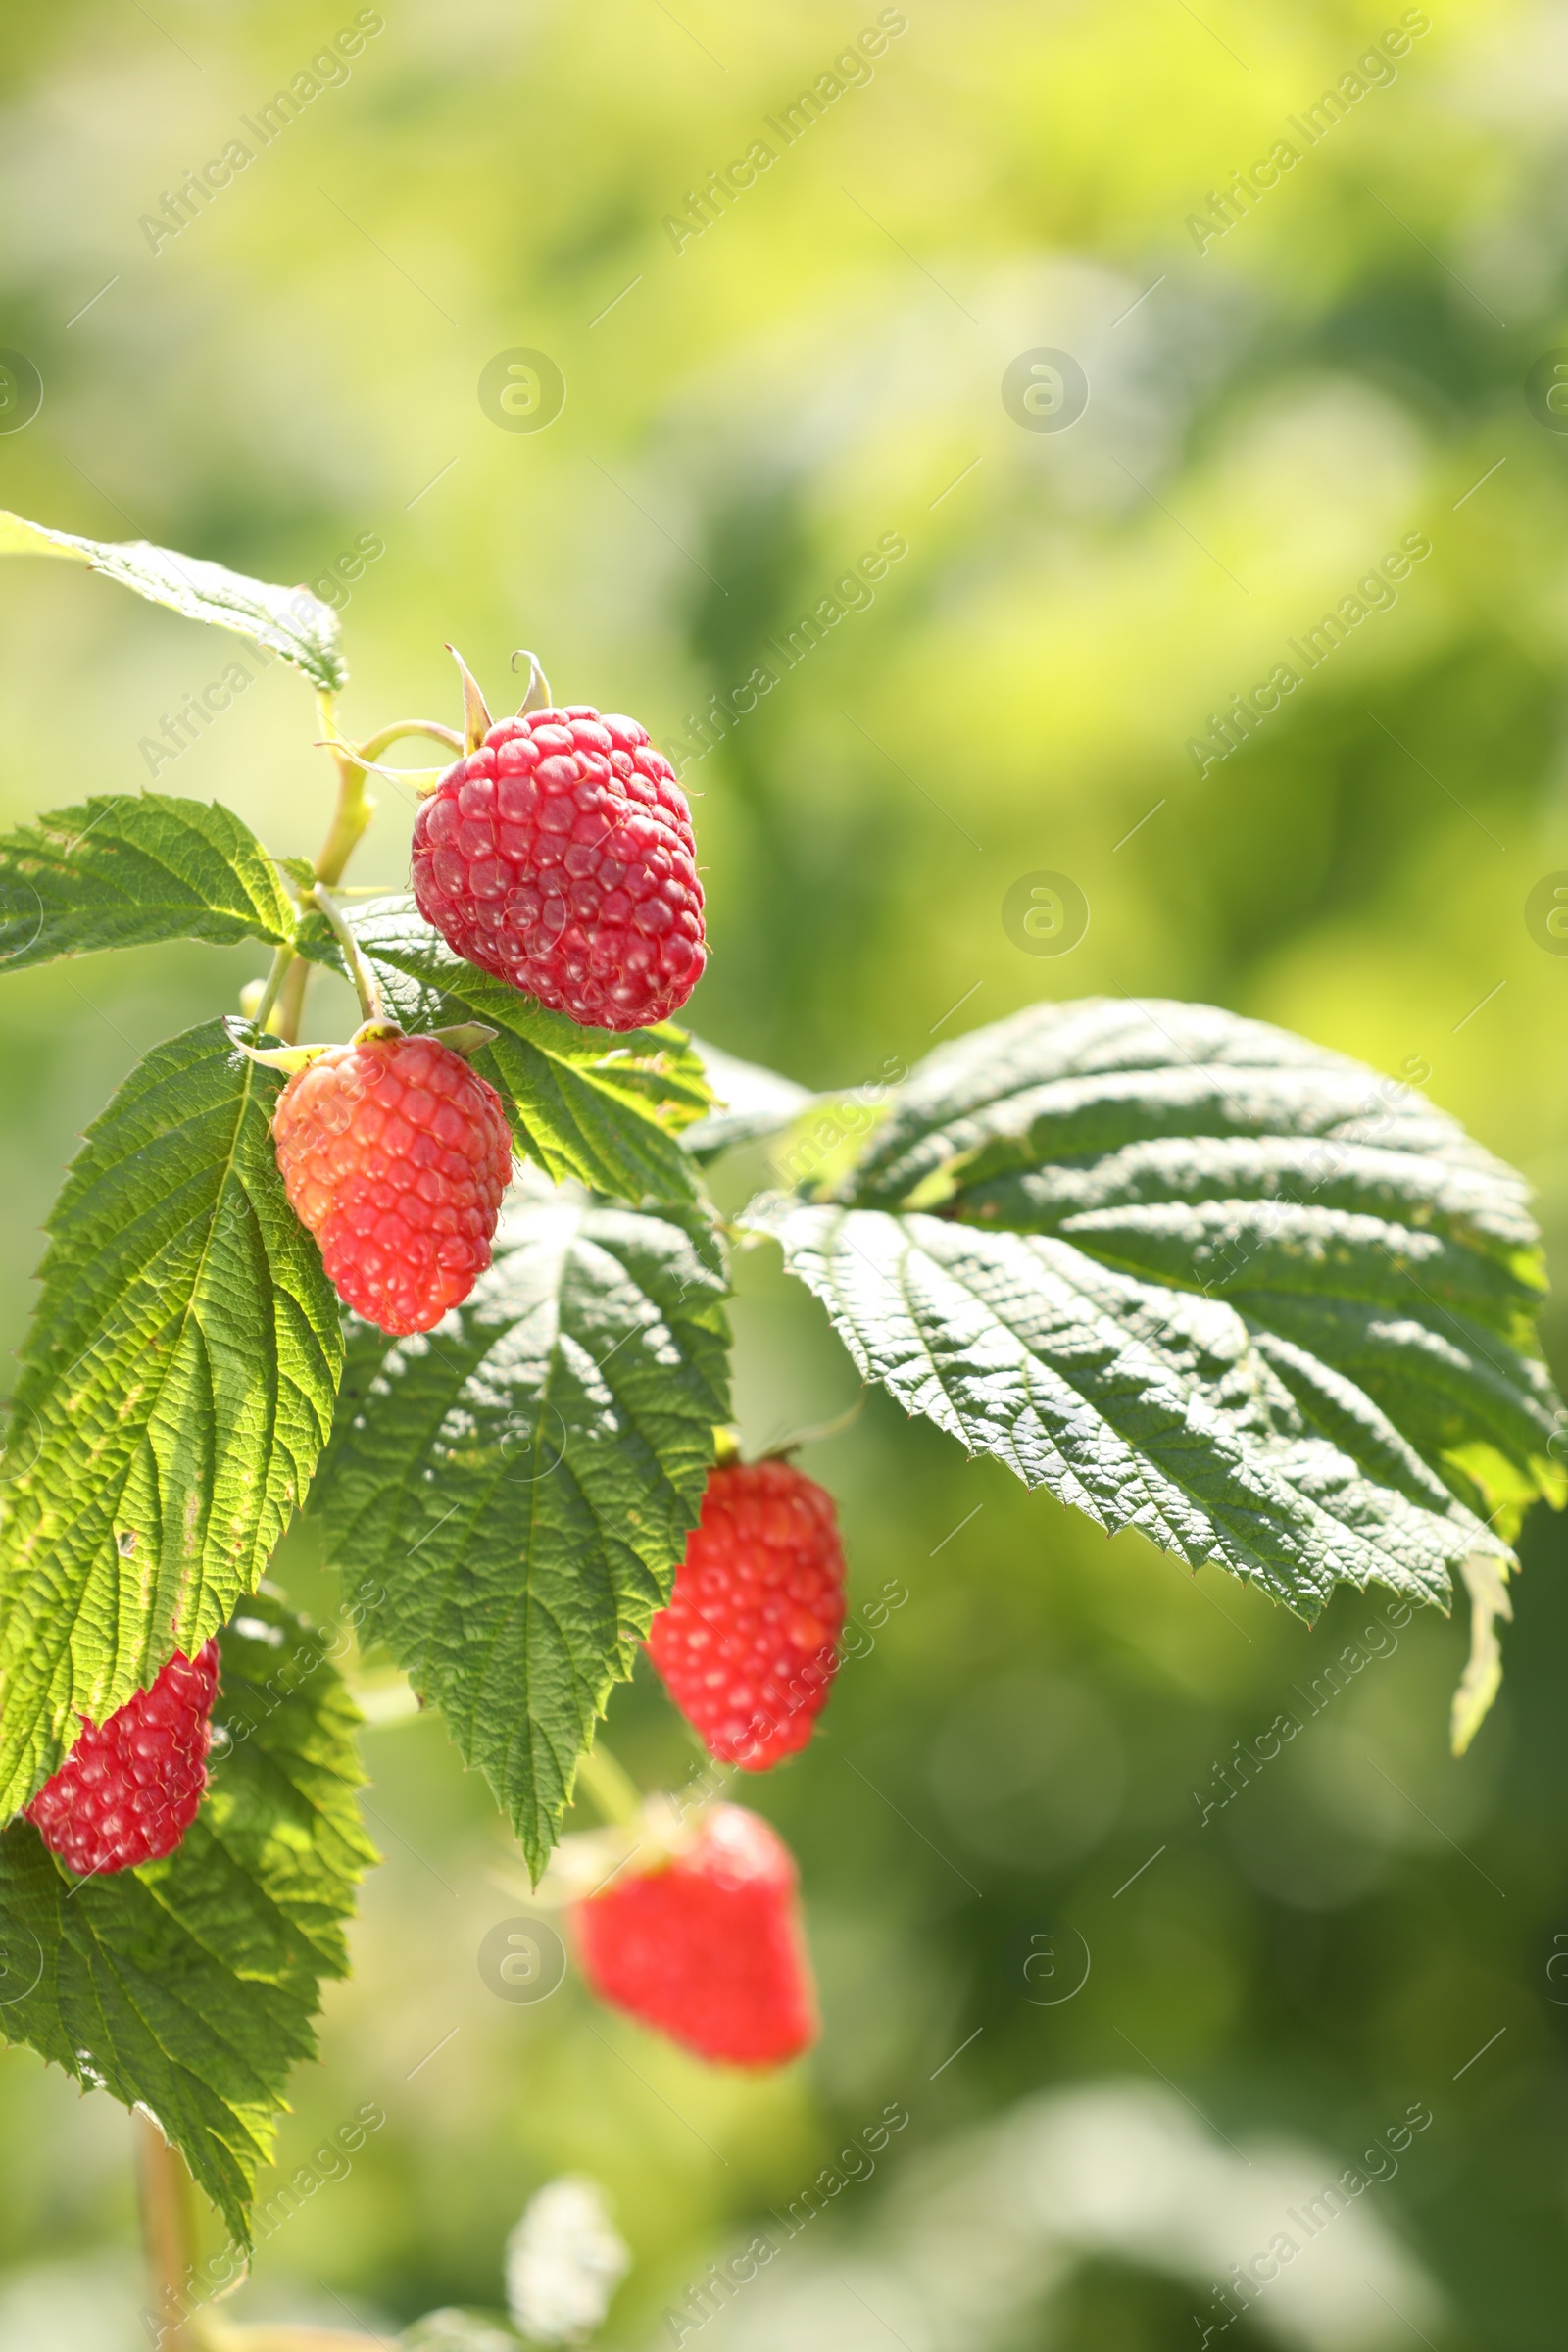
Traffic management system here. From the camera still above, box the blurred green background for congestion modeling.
[4,0,1568,2344]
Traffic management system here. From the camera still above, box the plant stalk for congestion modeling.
[311,883,385,1028]
[573,1740,643,1829]
[275,692,380,1044]
[251,941,294,1037]
[200,2324,392,2350]
[135,2111,196,2352]
[271,953,310,1049]
[353,718,462,762]
[312,692,378,891]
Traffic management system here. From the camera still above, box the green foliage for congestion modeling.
[0,792,296,970]
[0,475,1557,2270]
[742,1000,1563,1620]
[297,896,710,1203]
[0,1021,343,1815]
[7,9,1568,2328]
[0,511,346,692]
[0,1590,374,2246]
[310,1200,730,1877]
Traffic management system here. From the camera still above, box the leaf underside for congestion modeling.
[680,1033,816,1162]
[745,999,1563,1619]
[310,1200,730,1877]
[297,896,710,1204]
[0,510,346,693]
[0,1020,343,1814]
[0,1591,375,2247]
[0,793,297,972]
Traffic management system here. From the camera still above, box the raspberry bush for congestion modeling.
[0,511,1560,2311]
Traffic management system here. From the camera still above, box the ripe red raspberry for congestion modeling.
[573,1803,817,2066]
[272,1031,513,1338]
[25,1642,220,1876]
[412,707,706,1032]
[647,1460,847,1770]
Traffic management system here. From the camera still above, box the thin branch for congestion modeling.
[353,718,462,761]
[311,883,385,1027]
[135,2113,196,2352]
[572,1741,644,1829]
[250,940,295,1036]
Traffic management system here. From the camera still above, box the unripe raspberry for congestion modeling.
[412,707,706,1032]
[25,1642,220,1876]
[572,1803,816,2066]
[647,1460,847,1770]
[272,1031,513,1337]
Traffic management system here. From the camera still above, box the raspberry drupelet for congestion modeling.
[272,1031,514,1337]
[25,1642,220,1876]
[412,706,706,1032]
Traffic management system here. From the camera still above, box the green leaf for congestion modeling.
[298,897,710,1204]
[744,998,1564,1626]
[746,1199,1509,1615]
[845,998,1537,1238]
[0,1020,344,1815]
[0,510,346,693]
[0,1590,376,2248]
[310,1200,730,1877]
[0,793,297,972]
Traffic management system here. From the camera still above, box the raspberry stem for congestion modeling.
[573,1740,643,1830]
[353,718,463,762]
[135,2112,197,2352]
[274,693,380,1043]
[312,693,378,891]
[250,942,292,1036]
[310,882,385,1026]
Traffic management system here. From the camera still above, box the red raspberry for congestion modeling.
[412,706,706,1032]
[573,1803,817,2066]
[25,1642,220,1876]
[647,1460,847,1770]
[272,1032,513,1337]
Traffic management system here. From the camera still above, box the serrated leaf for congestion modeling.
[849,998,1541,1254]
[759,999,1563,1737]
[297,897,710,1204]
[834,999,1561,1523]
[310,1201,730,1876]
[0,1020,343,1814]
[0,510,346,692]
[0,1590,375,2247]
[744,1199,1508,1617]
[0,793,296,972]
